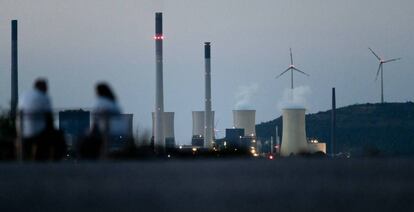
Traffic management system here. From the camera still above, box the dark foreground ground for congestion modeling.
[1,158,414,212]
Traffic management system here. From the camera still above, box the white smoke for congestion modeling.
[235,83,259,110]
[278,85,311,110]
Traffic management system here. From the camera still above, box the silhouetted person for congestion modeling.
[17,78,66,160]
[93,83,121,115]
[79,82,121,159]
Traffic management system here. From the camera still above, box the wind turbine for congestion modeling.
[368,47,401,103]
[275,48,309,89]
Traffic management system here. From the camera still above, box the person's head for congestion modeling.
[96,82,116,101]
[34,78,48,93]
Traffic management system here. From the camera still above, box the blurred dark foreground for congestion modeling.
[1,158,413,212]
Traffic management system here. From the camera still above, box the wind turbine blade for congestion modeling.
[368,47,381,61]
[290,48,294,65]
[375,64,381,81]
[383,58,401,63]
[293,67,310,76]
[275,67,291,79]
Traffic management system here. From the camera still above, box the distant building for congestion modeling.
[59,110,90,148]
[59,110,133,151]
[307,139,327,154]
[192,135,204,147]
[225,128,244,149]
[221,128,258,155]
[108,114,133,150]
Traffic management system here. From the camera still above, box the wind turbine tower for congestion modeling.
[368,48,401,103]
[275,48,309,90]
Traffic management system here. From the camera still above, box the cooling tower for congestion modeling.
[152,112,174,140]
[280,108,308,156]
[163,112,175,139]
[192,111,204,136]
[233,110,256,137]
[192,111,215,137]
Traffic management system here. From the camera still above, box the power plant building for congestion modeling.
[109,114,134,150]
[59,110,90,147]
[225,128,244,149]
[308,141,327,154]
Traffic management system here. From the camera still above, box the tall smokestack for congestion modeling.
[11,20,18,119]
[204,42,214,148]
[154,12,165,152]
[331,87,336,156]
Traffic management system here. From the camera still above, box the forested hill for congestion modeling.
[256,102,414,156]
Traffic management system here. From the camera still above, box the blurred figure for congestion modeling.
[17,78,66,160]
[17,79,52,139]
[93,83,121,117]
[17,78,52,160]
[79,82,121,159]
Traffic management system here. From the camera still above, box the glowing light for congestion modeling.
[269,155,274,160]
[154,35,164,40]
[309,139,319,144]
[192,147,197,152]
[179,145,183,149]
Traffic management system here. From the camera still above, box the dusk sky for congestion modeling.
[0,0,413,143]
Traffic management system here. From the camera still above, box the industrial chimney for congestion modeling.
[10,20,18,119]
[204,42,214,148]
[331,87,336,156]
[154,12,165,152]
[280,108,308,156]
